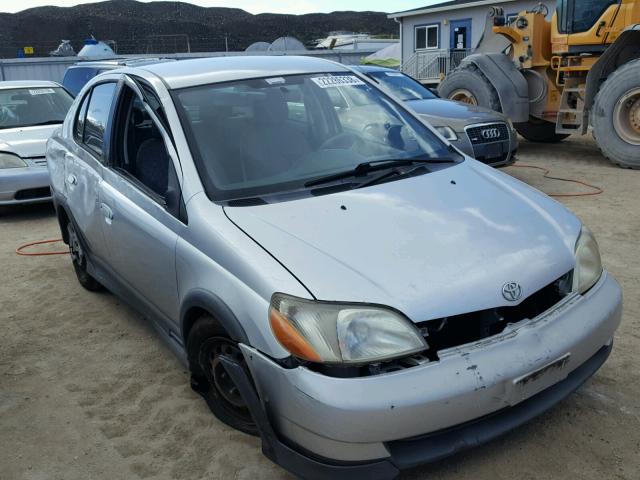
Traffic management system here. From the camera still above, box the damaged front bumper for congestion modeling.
[233,272,622,479]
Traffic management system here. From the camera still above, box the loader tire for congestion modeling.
[438,64,502,112]
[515,117,570,143]
[591,58,640,169]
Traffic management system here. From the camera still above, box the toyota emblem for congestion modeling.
[502,282,522,302]
[482,128,500,140]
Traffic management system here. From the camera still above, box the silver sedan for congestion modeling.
[0,81,73,205]
[47,56,621,479]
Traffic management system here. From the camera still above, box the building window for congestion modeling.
[415,24,439,50]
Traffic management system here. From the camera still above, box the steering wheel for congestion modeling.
[319,132,362,150]
[363,122,394,144]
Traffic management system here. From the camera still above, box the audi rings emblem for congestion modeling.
[481,128,501,140]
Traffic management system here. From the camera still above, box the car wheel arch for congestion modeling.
[55,202,72,244]
[180,289,250,349]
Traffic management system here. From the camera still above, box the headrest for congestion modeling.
[252,89,288,126]
[199,103,233,126]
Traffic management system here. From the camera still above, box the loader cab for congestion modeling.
[554,0,622,53]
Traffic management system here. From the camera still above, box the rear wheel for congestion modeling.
[591,58,640,169]
[515,117,570,143]
[187,316,258,436]
[438,64,502,112]
[67,221,103,291]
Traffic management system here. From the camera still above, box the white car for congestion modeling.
[0,81,74,206]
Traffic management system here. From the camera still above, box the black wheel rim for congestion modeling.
[211,342,246,408]
[200,337,253,423]
[67,223,84,266]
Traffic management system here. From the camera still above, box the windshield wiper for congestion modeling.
[304,157,456,188]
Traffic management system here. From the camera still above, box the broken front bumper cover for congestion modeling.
[229,272,622,479]
[225,342,612,479]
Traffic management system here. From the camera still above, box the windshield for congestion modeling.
[366,70,437,101]
[175,72,458,201]
[0,87,74,129]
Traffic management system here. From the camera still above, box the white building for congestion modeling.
[389,0,555,82]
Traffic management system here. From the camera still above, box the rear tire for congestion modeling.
[66,221,103,292]
[438,64,502,112]
[187,316,258,436]
[515,117,570,143]
[591,58,640,169]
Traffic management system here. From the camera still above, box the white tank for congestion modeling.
[78,39,115,57]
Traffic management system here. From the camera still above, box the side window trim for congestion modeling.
[129,75,172,137]
[122,75,183,180]
[75,79,120,164]
[112,165,168,207]
[108,82,187,224]
[73,90,92,144]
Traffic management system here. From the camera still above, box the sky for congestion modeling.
[1,0,438,15]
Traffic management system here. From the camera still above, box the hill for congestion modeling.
[0,0,397,57]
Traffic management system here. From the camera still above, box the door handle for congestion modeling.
[66,174,78,186]
[100,203,114,224]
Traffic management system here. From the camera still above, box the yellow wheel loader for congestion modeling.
[438,1,640,168]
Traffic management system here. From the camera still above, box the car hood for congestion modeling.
[0,125,60,158]
[225,161,580,322]
[406,98,504,130]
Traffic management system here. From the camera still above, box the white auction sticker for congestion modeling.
[29,88,55,95]
[311,75,365,89]
[384,72,404,77]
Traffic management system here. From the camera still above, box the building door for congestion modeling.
[450,19,472,49]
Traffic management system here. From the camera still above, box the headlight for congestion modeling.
[506,118,515,131]
[434,126,458,141]
[573,226,603,294]
[269,293,428,364]
[0,152,27,169]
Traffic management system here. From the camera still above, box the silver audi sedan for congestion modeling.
[47,56,622,479]
[0,81,73,205]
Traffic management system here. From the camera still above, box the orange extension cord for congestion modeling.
[14,166,602,256]
[509,164,604,198]
[15,238,68,256]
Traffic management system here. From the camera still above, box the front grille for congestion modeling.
[310,271,573,378]
[416,271,573,355]
[14,187,51,200]
[475,152,511,165]
[466,123,510,145]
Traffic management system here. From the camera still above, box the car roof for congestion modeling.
[138,56,350,90]
[0,80,61,90]
[70,57,175,69]
[350,65,398,74]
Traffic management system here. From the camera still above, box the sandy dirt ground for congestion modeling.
[1,135,639,480]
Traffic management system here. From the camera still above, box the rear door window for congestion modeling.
[83,82,117,160]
